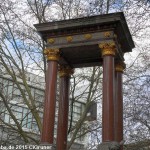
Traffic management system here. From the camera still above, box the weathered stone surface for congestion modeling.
[97,142,120,150]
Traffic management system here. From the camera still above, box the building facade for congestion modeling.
[0,66,87,149]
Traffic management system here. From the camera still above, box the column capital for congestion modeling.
[115,62,126,72]
[59,66,74,77]
[44,48,60,61]
[99,41,116,56]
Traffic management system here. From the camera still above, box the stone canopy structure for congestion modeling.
[34,12,135,150]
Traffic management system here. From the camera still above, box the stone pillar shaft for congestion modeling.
[102,55,115,141]
[114,62,125,150]
[56,67,73,150]
[41,49,59,144]
[99,42,116,142]
[114,72,123,142]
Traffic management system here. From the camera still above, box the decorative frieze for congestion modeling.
[66,36,73,43]
[46,31,114,49]
[104,31,111,38]
[48,38,55,44]
[84,34,92,40]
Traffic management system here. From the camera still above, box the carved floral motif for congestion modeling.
[104,31,111,38]
[48,38,55,44]
[84,34,92,40]
[66,36,73,42]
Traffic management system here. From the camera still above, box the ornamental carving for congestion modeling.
[59,66,74,77]
[104,31,111,38]
[44,48,60,61]
[115,62,126,72]
[66,36,73,42]
[48,38,55,44]
[84,34,92,40]
[99,42,116,56]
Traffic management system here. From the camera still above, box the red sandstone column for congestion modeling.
[41,48,60,144]
[56,66,73,150]
[114,62,125,149]
[99,42,116,142]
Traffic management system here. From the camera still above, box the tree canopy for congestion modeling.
[0,0,150,149]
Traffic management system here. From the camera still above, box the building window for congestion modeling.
[72,101,85,120]
[3,103,40,132]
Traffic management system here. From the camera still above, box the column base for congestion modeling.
[39,144,56,150]
[97,142,120,150]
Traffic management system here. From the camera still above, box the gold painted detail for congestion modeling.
[66,36,73,42]
[99,42,116,56]
[48,38,55,44]
[104,31,111,38]
[44,48,60,61]
[115,62,126,72]
[84,34,92,40]
[59,66,74,77]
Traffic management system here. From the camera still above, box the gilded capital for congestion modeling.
[115,62,126,72]
[59,66,74,77]
[99,42,116,56]
[44,48,60,61]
